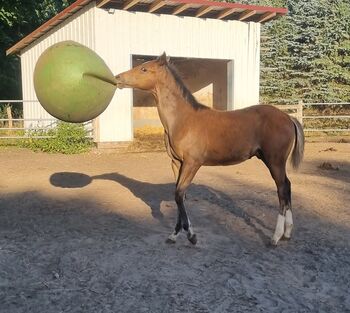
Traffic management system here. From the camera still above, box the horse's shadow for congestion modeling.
[50,172,272,245]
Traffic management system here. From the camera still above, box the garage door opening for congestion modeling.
[132,55,231,129]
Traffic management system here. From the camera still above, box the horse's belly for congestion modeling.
[204,158,247,166]
[203,148,253,166]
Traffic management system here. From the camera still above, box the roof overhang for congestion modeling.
[97,0,287,22]
[7,0,287,56]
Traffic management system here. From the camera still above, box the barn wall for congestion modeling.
[20,4,260,143]
[95,8,260,142]
[20,3,96,128]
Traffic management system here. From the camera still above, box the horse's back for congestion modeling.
[204,104,292,140]
[194,105,295,165]
[233,104,294,135]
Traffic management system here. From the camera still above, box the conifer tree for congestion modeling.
[260,0,350,104]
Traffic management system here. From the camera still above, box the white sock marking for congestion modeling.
[272,214,285,245]
[186,218,195,238]
[188,225,194,237]
[284,209,293,239]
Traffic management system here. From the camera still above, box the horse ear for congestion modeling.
[157,52,169,65]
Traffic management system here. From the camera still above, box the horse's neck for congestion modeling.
[154,75,193,134]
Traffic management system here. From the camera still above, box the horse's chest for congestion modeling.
[168,131,200,160]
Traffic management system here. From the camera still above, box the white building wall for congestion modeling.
[94,8,260,142]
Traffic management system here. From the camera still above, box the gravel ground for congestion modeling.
[0,142,349,313]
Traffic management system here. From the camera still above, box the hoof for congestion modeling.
[284,228,293,240]
[187,233,197,245]
[282,235,291,241]
[270,238,279,247]
[166,238,176,244]
[166,233,177,244]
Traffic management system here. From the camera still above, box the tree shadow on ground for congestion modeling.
[0,190,158,313]
[2,144,350,313]
[1,187,350,313]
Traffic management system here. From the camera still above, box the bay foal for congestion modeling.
[115,53,304,246]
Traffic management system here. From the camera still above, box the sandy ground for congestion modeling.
[0,142,349,313]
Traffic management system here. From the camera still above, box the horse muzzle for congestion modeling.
[114,74,127,89]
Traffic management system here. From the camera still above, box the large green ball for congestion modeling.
[34,41,116,123]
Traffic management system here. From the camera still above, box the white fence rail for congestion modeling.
[276,101,350,133]
[1,100,349,138]
[0,100,93,139]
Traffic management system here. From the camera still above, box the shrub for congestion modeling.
[23,122,93,154]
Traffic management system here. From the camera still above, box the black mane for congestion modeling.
[166,63,209,111]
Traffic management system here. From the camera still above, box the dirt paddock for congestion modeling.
[0,142,349,313]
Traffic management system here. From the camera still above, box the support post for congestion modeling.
[6,105,13,129]
[227,60,234,111]
[298,100,303,125]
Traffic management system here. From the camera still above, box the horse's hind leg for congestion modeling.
[283,178,293,239]
[269,163,293,246]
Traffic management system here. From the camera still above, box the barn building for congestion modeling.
[7,0,287,145]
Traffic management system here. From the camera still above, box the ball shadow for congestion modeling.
[50,172,92,188]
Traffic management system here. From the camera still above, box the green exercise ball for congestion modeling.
[34,41,117,123]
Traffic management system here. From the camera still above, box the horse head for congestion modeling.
[115,52,169,91]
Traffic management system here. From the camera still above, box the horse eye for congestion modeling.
[141,67,147,72]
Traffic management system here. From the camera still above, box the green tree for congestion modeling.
[2,0,350,106]
[0,0,74,100]
[260,0,350,104]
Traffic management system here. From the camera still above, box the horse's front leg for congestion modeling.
[164,133,181,181]
[171,159,181,182]
[166,160,200,245]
